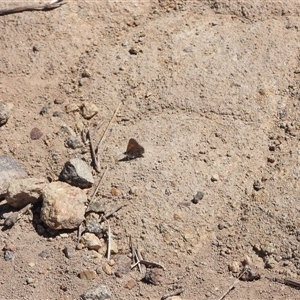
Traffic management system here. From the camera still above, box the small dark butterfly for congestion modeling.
[124,138,144,159]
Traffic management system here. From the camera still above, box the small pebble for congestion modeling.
[79,269,97,280]
[192,191,204,204]
[63,246,76,259]
[111,187,121,196]
[211,174,219,182]
[228,261,240,273]
[102,263,112,275]
[26,278,35,284]
[38,249,51,259]
[28,262,35,267]
[30,127,43,140]
[124,279,136,290]
[40,103,51,115]
[4,250,14,261]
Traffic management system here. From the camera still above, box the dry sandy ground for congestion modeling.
[1,1,300,299]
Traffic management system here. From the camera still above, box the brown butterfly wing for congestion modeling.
[125,138,144,158]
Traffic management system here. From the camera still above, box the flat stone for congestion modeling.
[0,156,28,200]
[59,158,94,189]
[124,279,136,289]
[81,285,111,300]
[64,135,84,149]
[81,232,102,250]
[40,181,86,230]
[6,177,48,208]
[115,255,132,274]
[79,269,97,280]
[63,245,76,258]
[81,102,99,119]
[102,263,112,275]
[0,102,13,126]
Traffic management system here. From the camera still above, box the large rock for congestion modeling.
[41,182,87,230]
[81,285,111,300]
[59,158,94,189]
[6,177,48,208]
[0,102,13,126]
[0,156,28,200]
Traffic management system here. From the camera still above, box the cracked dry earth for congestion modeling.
[1,1,300,299]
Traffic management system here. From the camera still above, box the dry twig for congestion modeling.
[88,127,101,173]
[216,268,247,300]
[161,287,184,300]
[0,0,66,16]
[89,166,109,203]
[106,218,111,261]
[99,204,126,223]
[96,103,121,158]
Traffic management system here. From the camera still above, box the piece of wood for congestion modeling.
[0,0,67,16]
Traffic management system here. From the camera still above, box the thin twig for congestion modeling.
[270,277,300,289]
[88,127,101,173]
[96,103,121,157]
[89,166,109,203]
[161,287,185,300]
[99,204,126,223]
[134,249,142,273]
[216,269,247,300]
[106,218,111,261]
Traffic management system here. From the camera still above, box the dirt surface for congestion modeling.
[1,1,300,299]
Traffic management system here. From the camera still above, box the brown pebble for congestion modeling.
[102,263,112,275]
[30,127,43,140]
[111,187,121,196]
[124,278,136,289]
[79,269,97,280]
[54,99,65,104]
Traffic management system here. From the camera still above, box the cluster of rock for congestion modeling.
[1,156,94,230]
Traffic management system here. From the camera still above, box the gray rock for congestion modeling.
[59,158,94,189]
[4,250,14,261]
[86,220,104,236]
[65,135,84,149]
[6,177,48,208]
[63,245,76,258]
[41,181,87,230]
[0,156,28,200]
[81,285,111,300]
[0,102,13,126]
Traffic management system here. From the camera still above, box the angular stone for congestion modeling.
[81,285,111,300]
[6,177,48,208]
[0,102,13,126]
[79,269,97,280]
[64,135,84,149]
[115,255,132,275]
[41,182,86,230]
[81,232,102,250]
[59,158,94,189]
[0,156,28,200]
[124,279,136,289]
[81,102,99,119]
[102,263,112,275]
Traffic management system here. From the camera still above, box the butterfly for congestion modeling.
[124,138,144,159]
